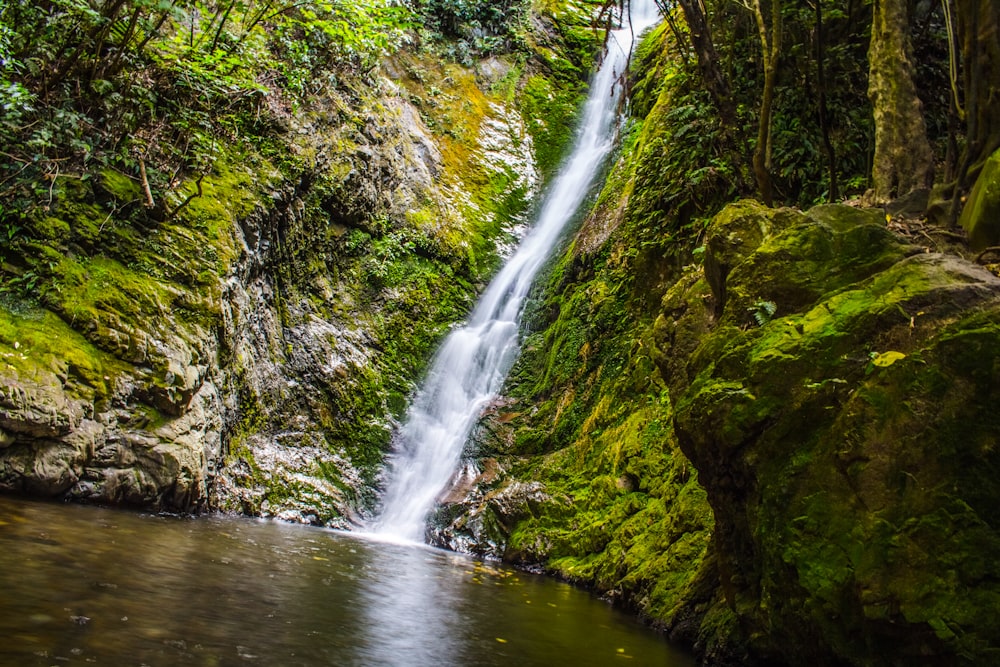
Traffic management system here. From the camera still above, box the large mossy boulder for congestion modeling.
[661,200,1000,665]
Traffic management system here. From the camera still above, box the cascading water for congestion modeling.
[374,0,662,541]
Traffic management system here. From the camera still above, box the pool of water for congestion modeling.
[0,496,693,666]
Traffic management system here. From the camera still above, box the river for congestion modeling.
[0,496,692,666]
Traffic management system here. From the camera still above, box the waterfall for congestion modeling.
[374,0,662,541]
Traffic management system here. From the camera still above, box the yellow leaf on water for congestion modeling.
[496,638,508,644]
[872,350,906,367]
[312,556,329,561]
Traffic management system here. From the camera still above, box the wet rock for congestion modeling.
[0,373,84,438]
[428,458,550,560]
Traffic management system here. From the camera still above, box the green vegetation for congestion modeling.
[667,202,1000,664]
[0,0,414,224]
[4,0,1000,664]
[455,4,1000,663]
[0,301,126,405]
[0,0,611,519]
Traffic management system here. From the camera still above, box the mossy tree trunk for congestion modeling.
[954,0,1000,190]
[752,0,781,207]
[867,0,933,203]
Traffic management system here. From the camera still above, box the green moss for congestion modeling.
[665,202,1000,664]
[33,216,72,243]
[488,57,525,103]
[506,387,714,626]
[98,168,143,202]
[175,158,261,272]
[519,74,583,176]
[501,234,714,623]
[0,301,126,401]
[959,147,1000,251]
[49,255,177,323]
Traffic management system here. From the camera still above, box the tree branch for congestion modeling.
[139,159,155,208]
[167,175,205,220]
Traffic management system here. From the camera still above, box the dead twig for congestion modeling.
[166,174,204,220]
[139,158,155,208]
[46,163,60,209]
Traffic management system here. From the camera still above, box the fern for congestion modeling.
[749,299,777,326]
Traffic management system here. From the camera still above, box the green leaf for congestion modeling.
[871,351,906,367]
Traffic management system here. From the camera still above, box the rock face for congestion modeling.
[665,201,1000,664]
[0,299,223,509]
[0,60,539,526]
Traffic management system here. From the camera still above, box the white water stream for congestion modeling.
[374,0,662,541]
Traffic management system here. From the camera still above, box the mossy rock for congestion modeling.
[702,200,803,314]
[669,199,1000,665]
[722,206,910,322]
[960,147,1000,251]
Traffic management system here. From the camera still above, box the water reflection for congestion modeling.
[358,542,464,665]
[0,497,692,666]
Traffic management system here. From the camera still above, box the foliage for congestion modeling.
[654,0,951,208]
[0,0,414,241]
[747,299,777,326]
[413,0,530,60]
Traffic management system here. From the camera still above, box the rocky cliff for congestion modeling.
[0,3,602,525]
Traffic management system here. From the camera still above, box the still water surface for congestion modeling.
[0,497,692,666]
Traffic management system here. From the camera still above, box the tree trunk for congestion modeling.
[954,0,1000,187]
[814,0,838,201]
[752,0,781,207]
[676,0,737,127]
[867,0,933,203]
